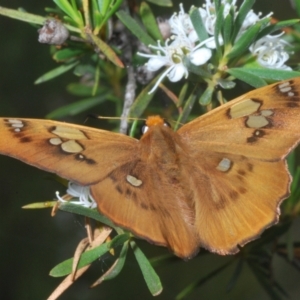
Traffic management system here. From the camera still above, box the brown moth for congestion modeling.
[0,78,300,259]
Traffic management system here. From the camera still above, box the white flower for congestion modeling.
[138,36,213,93]
[56,182,97,209]
[138,40,188,93]
[236,10,273,42]
[169,3,196,42]
[241,10,261,30]
[199,1,272,45]
[137,1,283,94]
[189,43,212,66]
[250,34,291,70]
[199,0,236,37]
[157,17,171,40]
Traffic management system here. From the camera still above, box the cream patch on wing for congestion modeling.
[7,119,25,133]
[216,158,232,172]
[126,174,143,187]
[228,98,274,130]
[229,99,261,119]
[49,126,88,155]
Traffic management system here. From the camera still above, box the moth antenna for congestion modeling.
[84,114,99,124]
[87,114,146,123]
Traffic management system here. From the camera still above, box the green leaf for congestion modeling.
[0,7,44,25]
[92,10,102,32]
[86,31,124,68]
[73,64,96,76]
[287,150,296,176]
[58,202,116,229]
[46,95,108,118]
[223,10,234,46]
[184,57,211,78]
[53,48,85,62]
[199,85,214,105]
[140,2,163,41]
[295,0,300,17]
[214,3,225,57]
[226,23,261,59]
[217,78,236,89]
[175,259,233,299]
[91,0,101,25]
[50,233,130,277]
[247,262,287,300]
[130,240,163,296]
[227,68,267,87]
[236,68,300,81]
[62,15,78,27]
[129,119,139,137]
[67,83,99,96]
[116,10,156,46]
[22,201,57,209]
[129,74,161,117]
[214,0,221,11]
[99,242,129,282]
[146,0,173,7]
[232,0,256,41]
[256,19,300,40]
[34,61,79,84]
[53,0,83,26]
[50,243,109,277]
[290,166,300,202]
[96,0,123,32]
[177,82,189,108]
[110,234,131,249]
[98,0,110,15]
[0,7,77,32]
[149,253,179,267]
[189,7,209,41]
[174,86,198,131]
[286,226,295,262]
[227,258,244,291]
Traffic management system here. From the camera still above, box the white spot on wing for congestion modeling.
[278,82,290,89]
[52,126,88,140]
[7,119,25,132]
[217,158,232,172]
[278,81,294,96]
[8,119,23,124]
[126,175,143,187]
[260,109,273,117]
[229,99,261,119]
[49,137,62,145]
[61,140,84,153]
[246,115,269,128]
[11,123,24,128]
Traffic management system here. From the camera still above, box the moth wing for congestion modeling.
[178,78,300,161]
[91,146,200,259]
[187,152,289,254]
[177,79,300,254]
[0,118,137,185]
[0,118,199,258]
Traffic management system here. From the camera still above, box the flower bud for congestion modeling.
[38,19,69,45]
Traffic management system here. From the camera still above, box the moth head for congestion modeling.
[141,116,171,134]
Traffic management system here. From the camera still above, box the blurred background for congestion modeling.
[0,0,300,299]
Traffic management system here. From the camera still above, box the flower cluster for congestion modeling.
[138,0,291,93]
[250,33,292,70]
[56,182,97,209]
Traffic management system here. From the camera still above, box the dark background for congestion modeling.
[0,1,300,299]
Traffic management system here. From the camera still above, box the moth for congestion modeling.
[0,78,299,259]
